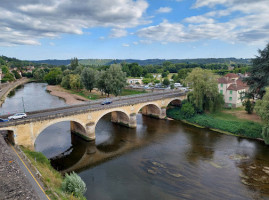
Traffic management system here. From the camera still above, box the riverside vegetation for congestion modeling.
[21,147,86,200]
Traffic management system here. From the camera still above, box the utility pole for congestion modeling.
[22,97,25,113]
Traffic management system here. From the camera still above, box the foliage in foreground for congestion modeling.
[167,108,263,139]
[21,147,86,200]
[62,172,86,198]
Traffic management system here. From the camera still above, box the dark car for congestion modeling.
[101,99,112,105]
[0,118,9,122]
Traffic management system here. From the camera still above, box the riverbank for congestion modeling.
[167,107,264,141]
[46,85,89,105]
[0,78,30,106]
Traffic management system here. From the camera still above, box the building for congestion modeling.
[218,73,249,108]
[127,78,143,85]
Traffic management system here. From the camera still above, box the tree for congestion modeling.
[245,43,269,98]
[70,74,82,91]
[61,75,71,89]
[12,70,21,79]
[243,99,254,114]
[70,57,79,70]
[1,73,15,83]
[105,64,126,96]
[44,68,62,85]
[163,78,170,86]
[181,102,196,118]
[33,69,46,81]
[255,88,269,144]
[186,68,224,112]
[62,172,86,197]
[1,65,9,74]
[81,68,97,92]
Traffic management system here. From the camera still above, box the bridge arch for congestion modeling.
[34,118,87,149]
[166,98,182,107]
[136,103,162,118]
[94,108,131,129]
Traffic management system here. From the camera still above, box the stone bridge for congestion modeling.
[0,91,186,149]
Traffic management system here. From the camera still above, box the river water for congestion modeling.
[1,83,269,200]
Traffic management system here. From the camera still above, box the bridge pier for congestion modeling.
[159,107,167,119]
[111,111,136,128]
[71,121,95,141]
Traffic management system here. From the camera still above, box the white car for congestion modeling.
[8,113,27,120]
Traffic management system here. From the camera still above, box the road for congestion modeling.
[0,91,185,128]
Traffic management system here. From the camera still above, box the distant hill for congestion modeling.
[30,58,252,66]
[31,59,71,66]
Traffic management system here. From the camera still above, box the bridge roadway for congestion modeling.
[0,91,185,128]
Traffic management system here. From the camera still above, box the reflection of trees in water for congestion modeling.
[7,89,15,98]
[182,125,221,163]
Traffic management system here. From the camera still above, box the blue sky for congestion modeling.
[0,0,269,60]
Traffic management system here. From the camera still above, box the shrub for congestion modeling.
[62,172,86,197]
[181,102,196,118]
[262,126,269,145]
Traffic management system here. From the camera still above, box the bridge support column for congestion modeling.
[85,122,96,140]
[129,113,137,128]
[71,121,95,141]
[159,107,167,119]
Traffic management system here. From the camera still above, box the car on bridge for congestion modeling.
[8,113,27,120]
[0,118,9,122]
[101,99,112,105]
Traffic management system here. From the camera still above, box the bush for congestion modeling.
[62,172,86,197]
[181,102,196,118]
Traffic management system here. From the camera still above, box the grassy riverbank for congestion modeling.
[21,147,86,200]
[167,107,263,139]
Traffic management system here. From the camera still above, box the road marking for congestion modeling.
[8,142,51,200]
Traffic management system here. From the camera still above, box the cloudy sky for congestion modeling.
[1,0,269,60]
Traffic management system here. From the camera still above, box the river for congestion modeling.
[1,82,269,200]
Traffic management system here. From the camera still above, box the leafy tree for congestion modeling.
[162,71,169,78]
[96,70,107,95]
[243,99,254,114]
[61,75,71,89]
[163,78,170,86]
[181,102,196,118]
[44,68,62,85]
[81,68,97,92]
[255,87,269,123]
[186,68,224,112]
[142,78,151,85]
[70,57,79,70]
[1,65,9,74]
[245,43,269,98]
[1,73,15,83]
[255,88,269,144]
[105,64,126,96]
[170,83,175,89]
[11,70,21,79]
[154,80,160,84]
[70,74,82,91]
[33,69,46,81]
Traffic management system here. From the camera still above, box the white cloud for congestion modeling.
[122,43,130,47]
[137,0,269,45]
[0,0,149,46]
[49,42,55,46]
[156,7,172,14]
[133,41,138,45]
[109,29,128,38]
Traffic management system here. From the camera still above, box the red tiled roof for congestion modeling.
[227,84,247,91]
[236,79,248,87]
[218,77,233,84]
[224,73,239,79]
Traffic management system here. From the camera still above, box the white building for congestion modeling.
[127,78,143,85]
[218,73,249,108]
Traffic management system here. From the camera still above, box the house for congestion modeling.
[127,78,143,85]
[218,73,249,108]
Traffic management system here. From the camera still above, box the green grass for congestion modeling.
[120,89,147,96]
[70,90,101,100]
[167,108,263,139]
[21,147,86,200]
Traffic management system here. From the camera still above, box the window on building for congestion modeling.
[220,90,223,94]
[230,90,233,95]
[229,97,232,101]
[221,83,223,87]
[229,103,232,107]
